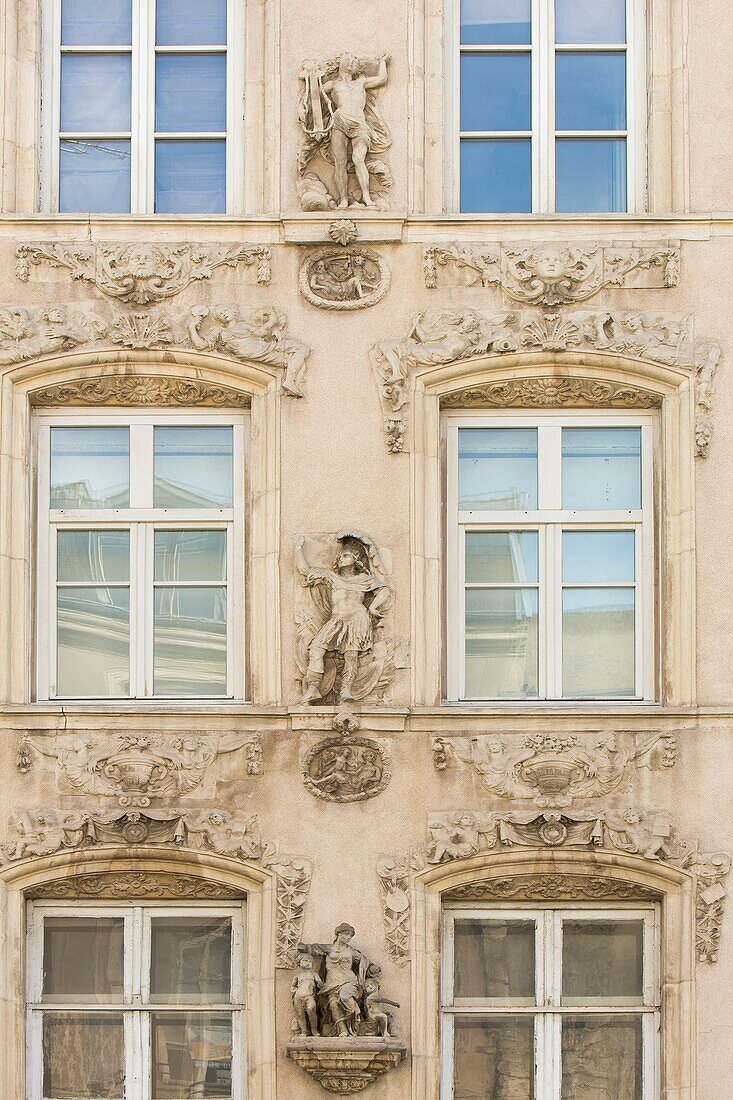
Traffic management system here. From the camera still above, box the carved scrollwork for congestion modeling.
[299,247,390,310]
[441,377,661,411]
[27,872,244,900]
[30,377,251,408]
[444,875,661,903]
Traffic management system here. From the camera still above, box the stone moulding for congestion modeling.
[0,303,311,397]
[15,242,272,304]
[423,240,681,304]
[287,1038,406,1094]
[377,809,730,966]
[1,808,310,967]
[370,308,720,455]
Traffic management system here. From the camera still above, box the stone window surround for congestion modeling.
[411,848,696,1099]
[411,0,691,215]
[409,353,696,707]
[0,351,282,705]
[0,847,277,1099]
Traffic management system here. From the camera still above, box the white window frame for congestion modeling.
[441,903,660,1100]
[445,0,647,213]
[26,900,246,1100]
[41,0,246,214]
[445,409,657,703]
[35,408,247,702]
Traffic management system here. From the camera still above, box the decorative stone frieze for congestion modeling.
[299,247,390,310]
[433,730,677,806]
[17,732,261,806]
[15,242,272,303]
[1,808,311,967]
[302,735,391,803]
[27,872,245,900]
[444,874,662,903]
[371,308,720,454]
[0,303,311,396]
[424,240,681,303]
[30,377,252,408]
[298,53,392,211]
[295,531,399,705]
[441,377,662,411]
[377,809,730,965]
[288,922,406,1092]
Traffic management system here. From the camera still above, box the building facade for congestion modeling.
[0,0,732,1097]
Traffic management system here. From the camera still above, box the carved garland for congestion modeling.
[30,377,251,408]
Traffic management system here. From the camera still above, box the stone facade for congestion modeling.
[0,1,733,1098]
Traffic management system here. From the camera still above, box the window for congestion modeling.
[36,411,246,700]
[43,0,245,213]
[442,905,659,1099]
[451,0,645,212]
[446,411,655,702]
[27,902,245,1100]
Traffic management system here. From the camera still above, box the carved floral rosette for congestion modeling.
[377,809,731,966]
[301,735,391,803]
[299,247,390,311]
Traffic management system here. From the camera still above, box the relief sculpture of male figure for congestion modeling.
[322,52,390,208]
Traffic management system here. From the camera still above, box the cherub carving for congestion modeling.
[291,954,323,1036]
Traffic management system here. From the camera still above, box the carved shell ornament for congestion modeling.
[299,247,390,310]
[302,735,391,802]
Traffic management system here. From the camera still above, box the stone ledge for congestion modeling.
[287,1037,407,1094]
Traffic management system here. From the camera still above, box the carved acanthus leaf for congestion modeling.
[31,377,251,408]
[16,242,271,304]
[424,241,681,303]
[377,809,730,965]
[371,308,720,455]
[444,875,661,902]
[27,872,244,900]
[441,378,661,412]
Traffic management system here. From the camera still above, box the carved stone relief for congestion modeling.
[15,242,271,304]
[433,730,677,806]
[1,808,310,967]
[17,732,261,806]
[0,304,311,397]
[302,735,391,803]
[377,809,730,966]
[28,872,245,900]
[30,377,252,408]
[299,246,390,310]
[288,922,406,1092]
[371,308,720,454]
[295,531,401,706]
[298,53,392,211]
[424,241,681,304]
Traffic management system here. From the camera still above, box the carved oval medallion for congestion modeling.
[299,247,390,311]
[302,736,391,803]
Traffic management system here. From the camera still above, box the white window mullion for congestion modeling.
[627,0,648,213]
[535,0,552,212]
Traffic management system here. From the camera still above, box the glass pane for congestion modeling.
[155,140,226,214]
[461,139,532,212]
[556,53,626,130]
[154,427,233,508]
[62,0,132,44]
[562,1016,642,1099]
[460,54,531,131]
[562,428,641,510]
[454,919,535,1002]
[465,588,539,698]
[60,139,131,214]
[154,588,227,696]
[157,0,227,45]
[461,0,531,44]
[563,920,644,1003]
[563,588,635,697]
[454,1016,534,1100]
[150,918,232,1003]
[556,138,627,213]
[556,0,626,43]
[43,1013,124,1099]
[155,531,227,582]
[466,532,538,584]
[155,55,226,132]
[43,918,124,1004]
[459,428,538,510]
[57,588,130,697]
[563,531,635,583]
[51,427,130,509]
[57,530,130,584]
[60,54,131,131]
[152,1012,232,1099]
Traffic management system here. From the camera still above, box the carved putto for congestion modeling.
[302,735,391,803]
[295,531,397,705]
[15,242,271,305]
[298,53,392,211]
[17,731,261,806]
[423,240,681,304]
[288,923,406,1093]
[299,246,390,310]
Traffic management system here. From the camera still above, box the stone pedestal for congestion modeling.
[287,1036,407,1093]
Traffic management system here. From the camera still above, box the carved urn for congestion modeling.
[287,1037,407,1094]
[102,751,168,804]
[517,755,586,798]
